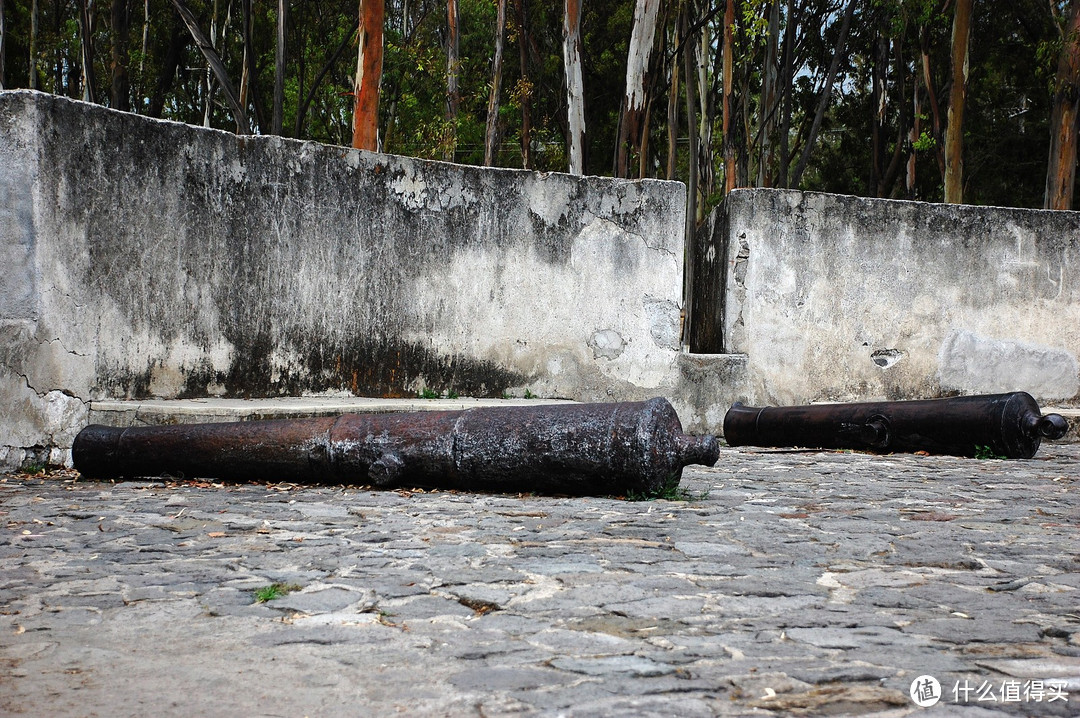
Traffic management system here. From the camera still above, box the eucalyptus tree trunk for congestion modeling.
[871,34,887,195]
[721,0,735,192]
[240,0,252,116]
[908,66,920,198]
[666,24,679,180]
[29,0,39,89]
[563,0,586,174]
[353,0,384,150]
[617,0,660,177]
[445,0,459,161]
[110,0,130,111]
[695,15,712,200]
[273,0,287,135]
[78,0,97,102]
[777,0,795,187]
[1045,1,1080,210]
[484,0,508,166]
[920,24,945,180]
[881,38,907,197]
[943,0,972,204]
[682,4,698,244]
[140,0,148,74]
[0,0,6,89]
[516,0,533,168]
[757,0,780,187]
[202,0,219,127]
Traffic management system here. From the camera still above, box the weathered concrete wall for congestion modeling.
[1,91,743,469]
[693,188,1080,406]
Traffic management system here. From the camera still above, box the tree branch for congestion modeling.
[170,0,250,133]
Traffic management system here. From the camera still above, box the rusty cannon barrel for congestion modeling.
[723,392,1068,459]
[72,397,719,496]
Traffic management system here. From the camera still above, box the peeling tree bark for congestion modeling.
[722,0,735,192]
[484,0,508,166]
[943,0,972,204]
[445,0,459,161]
[352,0,384,151]
[563,0,586,175]
[617,0,660,178]
[1046,2,1080,210]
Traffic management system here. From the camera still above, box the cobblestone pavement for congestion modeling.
[2,444,1078,717]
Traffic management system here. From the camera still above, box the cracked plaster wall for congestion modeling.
[0,91,725,469]
[699,189,1080,406]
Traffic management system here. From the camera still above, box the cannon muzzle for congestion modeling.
[73,398,719,496]
[723,392,1068,459]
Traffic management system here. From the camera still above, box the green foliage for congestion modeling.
[974,445,1007,460]
[912,131,937,152]
[418,387,459,399]
[2,0,1071,207]
[253,582,302,603]
[623,475,710,502]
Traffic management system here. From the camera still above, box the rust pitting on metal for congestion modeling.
[723,392,1068,459]
[72,398,719,496]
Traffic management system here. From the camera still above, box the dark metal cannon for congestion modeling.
[72,397,719,495]
[723,391,1069,459]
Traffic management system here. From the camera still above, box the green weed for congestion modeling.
[974,445,1007,460]
[253,582,302,603]
[623,475,710,502]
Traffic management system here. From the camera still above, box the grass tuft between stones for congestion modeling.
[622,475,710,502]
[253,582,302,603]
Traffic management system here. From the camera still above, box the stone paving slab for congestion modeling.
[1,444,1078,716]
